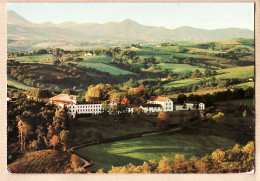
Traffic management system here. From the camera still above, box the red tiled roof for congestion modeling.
[52,100,72,104]
[49,94,68,101]
[149,96,168,102]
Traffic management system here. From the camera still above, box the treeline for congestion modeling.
[85,83,149,105]
[105,141,254,173]
[176,87,254,106]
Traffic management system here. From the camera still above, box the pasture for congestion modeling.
[74,134,236,172]
[69,115,157,144]
[7,75,33,90]
[15,54,55,64]
[78,62,135,75]
[163,78,201,88]
[158,63,205,75]
[77,54,135,75]
[232,82,254,88]
[216,66,254,79]
[216,98,254,109]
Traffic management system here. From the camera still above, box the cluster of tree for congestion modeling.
[172,46,189,53]
[8,49,49,58]
[85,83,150,105]
[7,96,72,164]
[161,42,176,47]
[214,46,254,66]
[27,88,53,99]
[106,141,254,173]
[176,87,254,106]
[182,69,217,79]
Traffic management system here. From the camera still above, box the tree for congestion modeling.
[49,135,60,150]
[177,94,187,104]
[17,119,32,151]
[71,154,82,171]
[157,156,172,173]
[60,130,70,151]
[157,111,169,129]
[213,112,225,122]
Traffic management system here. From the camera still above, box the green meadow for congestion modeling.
[74,134,236,172]
[7,75,33,90]
[163,78,201,88]
[216,66,254,79]
[15,54,55,64]
[158,63,205,75]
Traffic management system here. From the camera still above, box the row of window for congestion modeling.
[70,109,102,112]
[70,105,102,109]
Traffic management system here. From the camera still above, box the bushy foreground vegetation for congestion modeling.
[106,141,254,173]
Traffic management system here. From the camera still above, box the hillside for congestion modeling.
[8,150,72,173]
[7,10,254,51]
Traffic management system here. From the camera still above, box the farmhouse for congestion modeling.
[148,96,174,112]
[175,101,205,111]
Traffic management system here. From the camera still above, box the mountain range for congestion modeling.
[7,10,254,43]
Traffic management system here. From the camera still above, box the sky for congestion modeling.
[7,3,254,30]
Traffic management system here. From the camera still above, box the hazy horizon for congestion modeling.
[7,3,254,31]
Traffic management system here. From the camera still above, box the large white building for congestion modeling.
[175,101,205,111]
[49,94,203,118]
[147,96,174,112]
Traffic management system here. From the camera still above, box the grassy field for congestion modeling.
[232,82,254,88]
[163,78,201,88]
[216,66,254,79]
[7,75,33,90]
[76,54,135,75]
[75,134,237,172]
[158,63,205,75]
[70,115,158,144]
[15,54,55,64]
[216,98,254,109]
[80,54,113,63]
[78,61,135,75]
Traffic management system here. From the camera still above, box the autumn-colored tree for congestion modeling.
[85,84,112,101]
[213,112,225,122]
[49,135,60,150]
[243,110,247,118]
[71,154,82,171]
[157,156,172,173]
[158,111,168,121]
[52,109,68,133]
[157,111,169,129]
[172,154,187,173]
[121,97,130,105]
[60,130,70,151]
[96,168,105,173]
[133,107,144,115]
[17,118,32,151]
[106,142,254,174]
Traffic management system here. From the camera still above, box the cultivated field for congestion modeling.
[216,66,254,79]
[15,54,55,64]
[158,63,205,75]
[163,78,201,88]
[74,134,236,172]
[7,75,33,90]
[77,55,135,75]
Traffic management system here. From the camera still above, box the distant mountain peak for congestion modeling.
[120,19,138,24]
